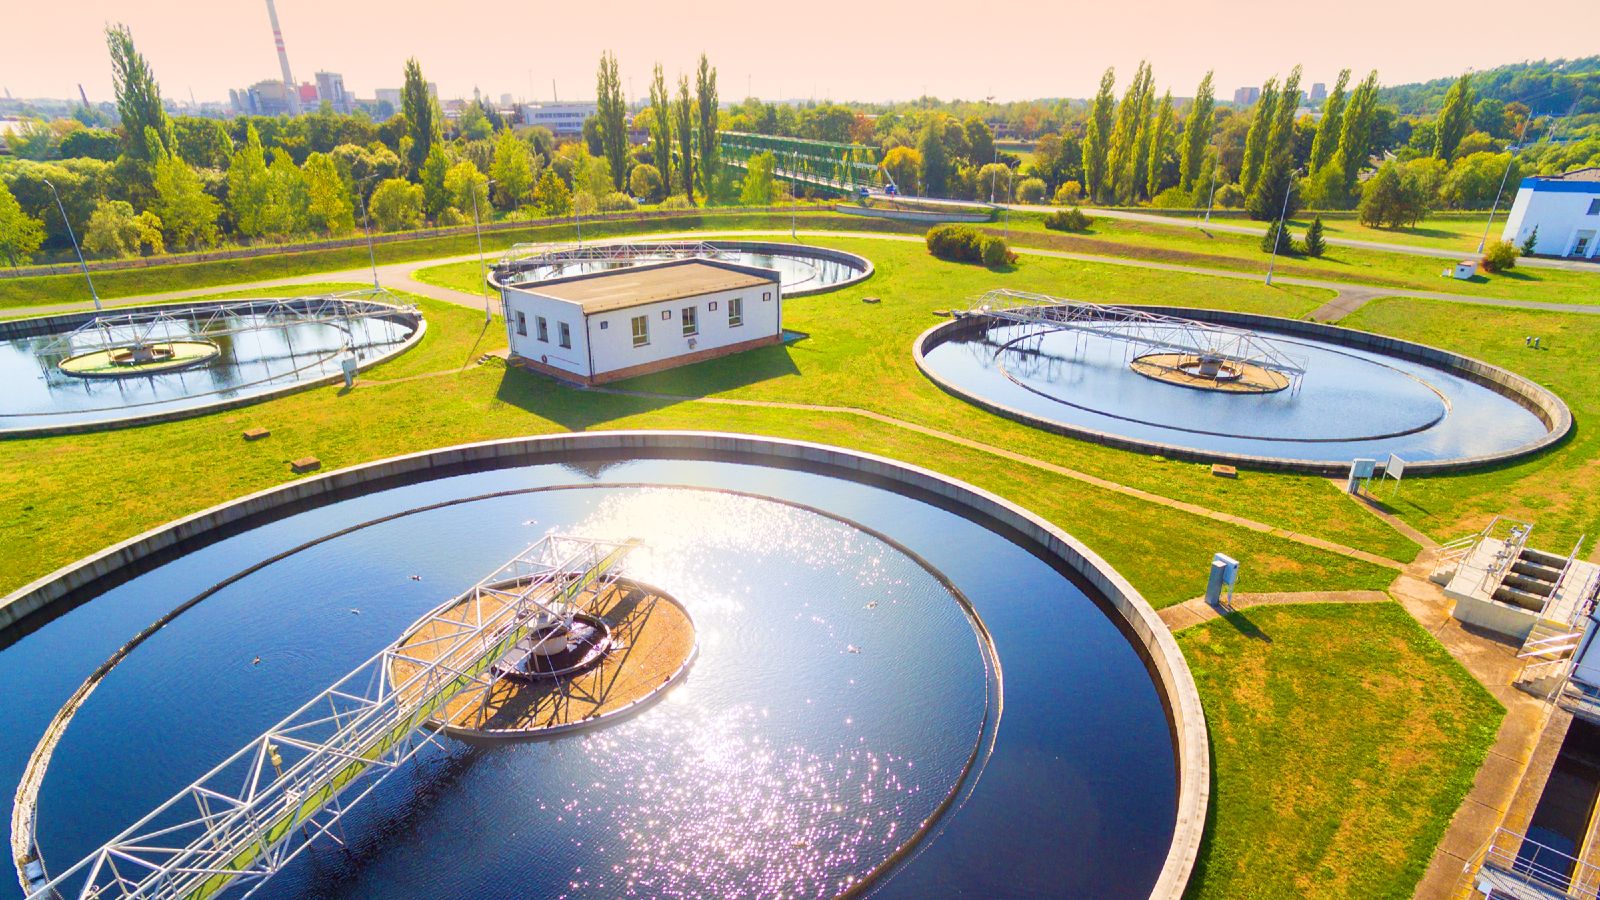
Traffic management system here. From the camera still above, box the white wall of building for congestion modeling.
[1501,178,1600,258]
[504,293,592,378]
[503,276,781,380]
[585,281,780,376]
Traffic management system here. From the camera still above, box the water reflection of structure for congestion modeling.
[22,535,646,900]
[963,289,1309,393]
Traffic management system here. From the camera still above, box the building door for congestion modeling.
[1574,231,1595,258]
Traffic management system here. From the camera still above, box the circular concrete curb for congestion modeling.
[0,297,426,440]
[915,307,1572,475]
[488,240,874,298]
[0,430,1207,900]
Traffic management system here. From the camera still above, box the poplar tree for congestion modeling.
[649,64,673,192]
[595,52,629,190]
[1129,77,1157,202]
[1178,72,1215,193]
[1309,69,1350,174]
[1239,78,1279,195]
[675,75,697,205]
[105,23,173,164]
[1434,72,1475,160]
[1107,61,1152,204]
[695,55,719,202]
[227,125,272,238]
[402,58,437,177]
[1082,68,1117,203]
[1335,71,1381,195]
[1145,91,1176,198]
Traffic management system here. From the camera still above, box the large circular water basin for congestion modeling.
[493,240,872,297]
[918,308,1566,472]
[0,296,422,436]
[3,435,1196,899]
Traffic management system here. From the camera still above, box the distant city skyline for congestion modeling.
[5,0,1597,107]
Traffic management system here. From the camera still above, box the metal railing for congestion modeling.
[966,288,1310,386]
[23,534,639,900]
[1470,827,1600,899]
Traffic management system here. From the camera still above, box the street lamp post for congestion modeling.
[1198,159,1220,226]
[357,175,380,290]
[470,178,496,323]
[1265,170,1301,287]
[1477,118,1532,254]
[42,178,100,310]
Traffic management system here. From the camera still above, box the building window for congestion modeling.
[708,300,718,311]
[661,310,672,321]
[631,315,649,347]
[515,311,527,336]
[763,291,772,301]
[681,306,698,337]
[1588,199,1600,215]
[599,320,609,330]
[536,316,548,342]
[728,296,743,327]
[558,322,572,349]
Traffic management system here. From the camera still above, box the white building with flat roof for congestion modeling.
[501,258,783,385]
[1501,167,1600,260]
[520,101,596,136]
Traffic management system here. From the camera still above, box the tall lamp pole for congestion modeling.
[1265,169,1301,286]
[357,175,380,290]
[470,178,496,323]
[1477,117,1533,254]
[42,179,101,310]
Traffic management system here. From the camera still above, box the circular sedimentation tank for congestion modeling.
[491,240,873,297]
[917,306,1569,472]
[4,433,1203,899]
[0,296,424,437]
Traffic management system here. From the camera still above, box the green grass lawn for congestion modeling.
[0,274,1402,607]
[997,213,1600,305]
[0,211,924,310]
[416,235,1419,565]
[1336,297,1600,548]
[1179,602,1502,899]
[1122,209,1502,253]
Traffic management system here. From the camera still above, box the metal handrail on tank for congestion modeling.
[1465,826,1600,899]
[494,240,732,277]
[963,289,1311,387]
[39,288,414,356]
[21,534,638,900]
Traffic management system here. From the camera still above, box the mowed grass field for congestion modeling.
[4,220,1595,899]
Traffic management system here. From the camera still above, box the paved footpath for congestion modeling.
[7,228,1599,323]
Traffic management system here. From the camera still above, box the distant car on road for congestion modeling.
[885,184,899,196]
[856,186,871,199]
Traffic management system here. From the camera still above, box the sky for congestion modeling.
[4,0,1598,106]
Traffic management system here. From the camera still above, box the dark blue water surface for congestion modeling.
[3,457,1175,898]
[0,312,414,430]
[924,323,1549,464]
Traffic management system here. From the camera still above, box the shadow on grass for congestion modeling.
[1218,609,1272,643]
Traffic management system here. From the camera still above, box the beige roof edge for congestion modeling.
[509,257,781,315]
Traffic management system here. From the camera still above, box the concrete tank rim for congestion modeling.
[0,297,426,439]
[486,238,874,298]
[0,429,1206,900]
[913,307,1573,476]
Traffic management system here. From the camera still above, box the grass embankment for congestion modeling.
[1180,602,1502,899]
[1131,208,1495,252]
[997,214,1599,304]
[0,272,1400,606]
[421,234,1417,564]
[0,211,924,310]
[1338,297,1600,548]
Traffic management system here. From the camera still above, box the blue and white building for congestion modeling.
[1501,167,1600,259]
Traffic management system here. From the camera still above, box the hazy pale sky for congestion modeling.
[5,0,1597,105]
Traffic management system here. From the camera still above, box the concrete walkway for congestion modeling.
[1042,204,1599,273]
[9,227,1599,323]
[586,384,1411,570]
[1157,589,1390,631]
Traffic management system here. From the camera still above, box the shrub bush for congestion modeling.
[926,224,1012,267]
[1150,186,1193,209]
[1052,181,1084,205]
[1015,177,1048,204]
[598,191,638,213]
[658,195,694,210]
[1481,240,1519,273]
[1043,207,1094,232]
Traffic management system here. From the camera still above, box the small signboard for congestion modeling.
[1385,453,1407,482]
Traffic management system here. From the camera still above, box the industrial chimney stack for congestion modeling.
[264,0,301,115]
